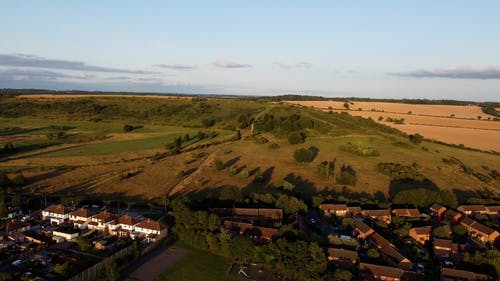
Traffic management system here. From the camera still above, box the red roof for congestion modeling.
[43,204,71,215]
[136,219,167,231]
[70,208,94,218]
[92,210,116,223]
[118,214,138,226]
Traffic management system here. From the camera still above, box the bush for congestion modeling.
[409,133,424,144]
[336,165,357,186]
[123,124,134,132]
[293,148,314,163]
[316,161,335,178]
[268,142,280,149]
[202,118,215,127]
[288,131,305,144]
[339,142,379,157]
[214,159,224,170]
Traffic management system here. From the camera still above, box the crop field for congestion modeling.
[284,100,500,152]
[0,95,498,203]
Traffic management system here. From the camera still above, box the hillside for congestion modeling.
[0,94,498,205]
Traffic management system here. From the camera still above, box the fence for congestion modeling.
[67,233,167,281]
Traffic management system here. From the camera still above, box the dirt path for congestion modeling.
[123,245,191,281]
[168,151,217,195]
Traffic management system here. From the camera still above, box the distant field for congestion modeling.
[284,100,500,152]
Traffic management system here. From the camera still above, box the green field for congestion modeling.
[154,247,236,281]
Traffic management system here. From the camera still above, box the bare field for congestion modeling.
[284,100,500,152]
[285,100,495,119]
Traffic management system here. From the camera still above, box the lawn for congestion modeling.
[154,246,236,281]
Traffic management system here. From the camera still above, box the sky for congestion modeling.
[1,1,499,101]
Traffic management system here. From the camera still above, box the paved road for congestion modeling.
[123,245,190,281]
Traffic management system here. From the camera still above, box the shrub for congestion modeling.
[339,142,379,157]
[202,118,215,127]
[409,133,424,144]
[288,131,305,144]
[316,161,335,178]
[123,124,134,133]
[336,165,357,186]
[214,160,224,171]
[268,142,280,149]
[293,148,314,163]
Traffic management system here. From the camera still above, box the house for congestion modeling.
[485,205,500,217]
[134,219,168,242]
[347,206,362,217]
[359,263,404,281]
[409,226,432,245]
[233,208,283,221]
[90,210,116,230]
[433,238,459,258]
[320,204,348,217]
[223,220,278,241]
[430,204,447,219]
[69,208,94,229]
[441,268,489,281]
[42,204,71,225]
[0,220,30,235]
[457,205,487,216]
[109,214,140,237]
[362,209,392,224]
[444,209,462,223]
[210,208,283,222]
[369,232,394,249]
[52,229,79,242]
[392,208,421,219]
[460,216,500,243]
[368,232,412,269]
[327,248,358,268]
[354,220,375,239]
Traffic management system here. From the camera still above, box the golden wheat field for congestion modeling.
[284,100,500,152]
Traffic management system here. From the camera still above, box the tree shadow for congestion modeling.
[224,156,240,168]
[284,173,317,202]
[389,178,440,198]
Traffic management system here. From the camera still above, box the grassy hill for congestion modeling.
[0,94,498,205]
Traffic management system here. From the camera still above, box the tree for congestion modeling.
[288,131,305,144]
[341,218,355,230]
[182,133,190,142]
[123,124,134,133]
[293,148,314,163]
[336,165,357,186]
[367,248,380,259]
[230,236,254,261]
[218,186,243,204]
[275,194,307,214]
[433,225,451,239]
[343,102,350,110]
[214,159,224,171]
[316,161,334,178]
[234,130,241,140]
[202,118,215,127]
[409,133,424,144]
[329,269,352,281]
[453,224,468,237]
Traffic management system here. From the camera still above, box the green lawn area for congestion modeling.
[154,247,237,281]
[40,131,196,157]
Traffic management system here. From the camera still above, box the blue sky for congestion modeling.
[1,1,499,101]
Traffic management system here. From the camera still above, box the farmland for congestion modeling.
[0,94,498,204]
[284,100,500,152]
